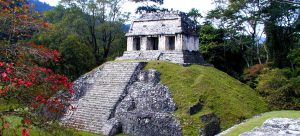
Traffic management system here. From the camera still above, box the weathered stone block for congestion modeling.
[199,113,221,136]
[188,101,203,115]
[118,111,182,136]
[114,69,182,136]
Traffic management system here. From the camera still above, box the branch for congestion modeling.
[275,0,300,5]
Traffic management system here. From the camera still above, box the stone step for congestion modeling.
[84,94,123,98]
[63,61,143,134]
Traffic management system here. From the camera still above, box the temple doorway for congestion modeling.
[133,37,141,51]
[147,37,159,50]
[166,36,175,50]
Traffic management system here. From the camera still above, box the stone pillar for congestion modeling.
[181,36,200,51]
[159,35,166,50]
[127,37,133,51]
[175,34,183,51]
[147,37,152,50]
[141,36,147,51]
[195,36,199,51]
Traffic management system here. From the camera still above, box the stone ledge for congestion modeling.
[116,50,204,65]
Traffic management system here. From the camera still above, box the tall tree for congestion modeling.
[199,22,248,78]
[0,1,73,134]
[207,0,266,66]
[60,0,127,63]
[262,0,300,68]
[131,0,166,13]
[130,0,163,5]
[188,8,202,25]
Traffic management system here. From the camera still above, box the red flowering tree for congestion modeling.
[0,0,74,135]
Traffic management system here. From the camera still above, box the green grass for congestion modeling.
[145,61,268,135]
[224,110,300,136]
[0,99,20,111]
[0,115,99,136]
[0,99,98,136]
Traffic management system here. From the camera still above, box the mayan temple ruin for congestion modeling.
[61,11,204,136]
[117,11,204,64]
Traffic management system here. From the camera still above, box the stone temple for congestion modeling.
[117,11,204,64]
[60,11,204,136]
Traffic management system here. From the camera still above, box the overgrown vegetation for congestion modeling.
[256,68,300,110]
[200,0,300,112]
[145,61,267,135]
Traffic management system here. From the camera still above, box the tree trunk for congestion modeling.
[89,25,99,64]
[263,44,269,63]
[257,43,262,64]
[103,32,113,61]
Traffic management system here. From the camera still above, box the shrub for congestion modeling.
[243,64,266,88]
[256,69,300,110]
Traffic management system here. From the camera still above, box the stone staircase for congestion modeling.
[62,62,144,134]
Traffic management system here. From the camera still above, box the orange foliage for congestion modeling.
[244,64,266,79]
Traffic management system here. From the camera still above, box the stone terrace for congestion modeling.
[116,50,204,64]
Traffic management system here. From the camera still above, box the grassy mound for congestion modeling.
[224,110,300,136]
[145,61,268,135]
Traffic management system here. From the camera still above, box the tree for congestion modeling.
[131,0,166,14]
[208,0,300,68]
[187,8,202,25]
[207,0,267,66]
[0,1,73,135]
[59,35,96,80]
[97,22,125,60]
[0,0,47,44]
[262,0,300,68]
[130,0,163,5]
[32,6,98,79]
[60,0,127,63]
[199,22,247,78]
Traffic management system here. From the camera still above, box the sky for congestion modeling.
[39,0,215,16]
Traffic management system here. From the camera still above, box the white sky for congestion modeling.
[40,0,215,16]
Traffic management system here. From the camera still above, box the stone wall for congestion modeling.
[182,35,199,51]
[127,19,182,36]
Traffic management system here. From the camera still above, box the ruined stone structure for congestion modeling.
[105,69,182,136]
[61,62,182,136]
[60,11,207,136]
[117,11,204,64]
[61,62,145,134]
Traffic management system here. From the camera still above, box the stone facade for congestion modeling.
[118,11,204,64]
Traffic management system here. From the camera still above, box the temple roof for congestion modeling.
[126,11,197,36]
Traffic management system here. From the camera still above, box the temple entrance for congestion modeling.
[147,37,159,50]
[166,36,175,50]
[133,37,141,50]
